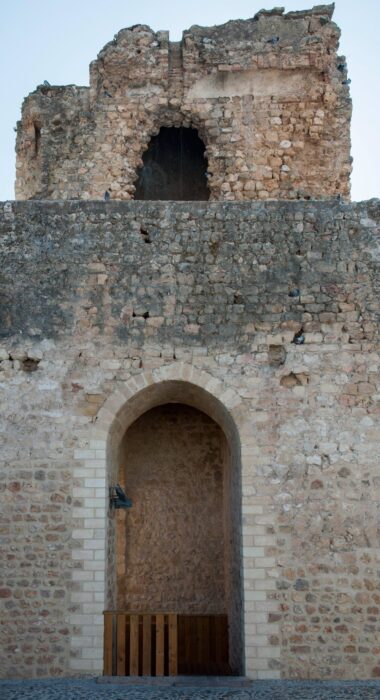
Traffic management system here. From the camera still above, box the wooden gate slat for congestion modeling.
[215,614,223,668]
[142,614,152,676]
[116,613,126,676]
[199,615,210,671]
[104,611,229,677]
[155,613,165,676]
[215,615,228,673]
[197,615,202,666]
[185,615,193,675]
[168,613,178,675]
[103,612,114,676]
[130,614,139,676]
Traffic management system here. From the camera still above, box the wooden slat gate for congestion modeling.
[103,612,229,676]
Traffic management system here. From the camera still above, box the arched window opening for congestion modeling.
[134,127,209,201]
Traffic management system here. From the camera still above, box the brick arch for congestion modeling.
[95,362,246,447]
[69,363,255,676]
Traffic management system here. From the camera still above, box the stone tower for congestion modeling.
[16,4,351,201]
[1,3,380,683]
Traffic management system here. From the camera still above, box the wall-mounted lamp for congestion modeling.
[109,484,132,510]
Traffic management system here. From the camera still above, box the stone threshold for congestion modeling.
[97,675,252,687]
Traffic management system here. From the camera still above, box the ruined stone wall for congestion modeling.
[15,5,351,202]
[0,198,379,680]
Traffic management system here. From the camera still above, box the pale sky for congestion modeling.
[1,0,379,201]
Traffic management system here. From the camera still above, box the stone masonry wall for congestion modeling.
[0,199,379,680]
[116,404,227,614]
[15,5,351,202]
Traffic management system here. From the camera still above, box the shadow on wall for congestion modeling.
[134,127,209,201]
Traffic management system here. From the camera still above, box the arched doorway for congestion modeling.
[133,127,209,200]
[69,366,263,678]
[112,403,237,675]
[104,379,244,676]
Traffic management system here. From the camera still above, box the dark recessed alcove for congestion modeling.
[134,127,209,201]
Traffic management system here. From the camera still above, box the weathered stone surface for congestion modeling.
[0,198,379,680]
[116,404,228,613]
[15,6,351,202]
[3,1,379,683]
[1,200,378,347]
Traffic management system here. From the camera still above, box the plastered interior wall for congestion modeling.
[15,4,351,202]
[1,199,379,680]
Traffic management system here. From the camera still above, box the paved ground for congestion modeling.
[1,679,380,700]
